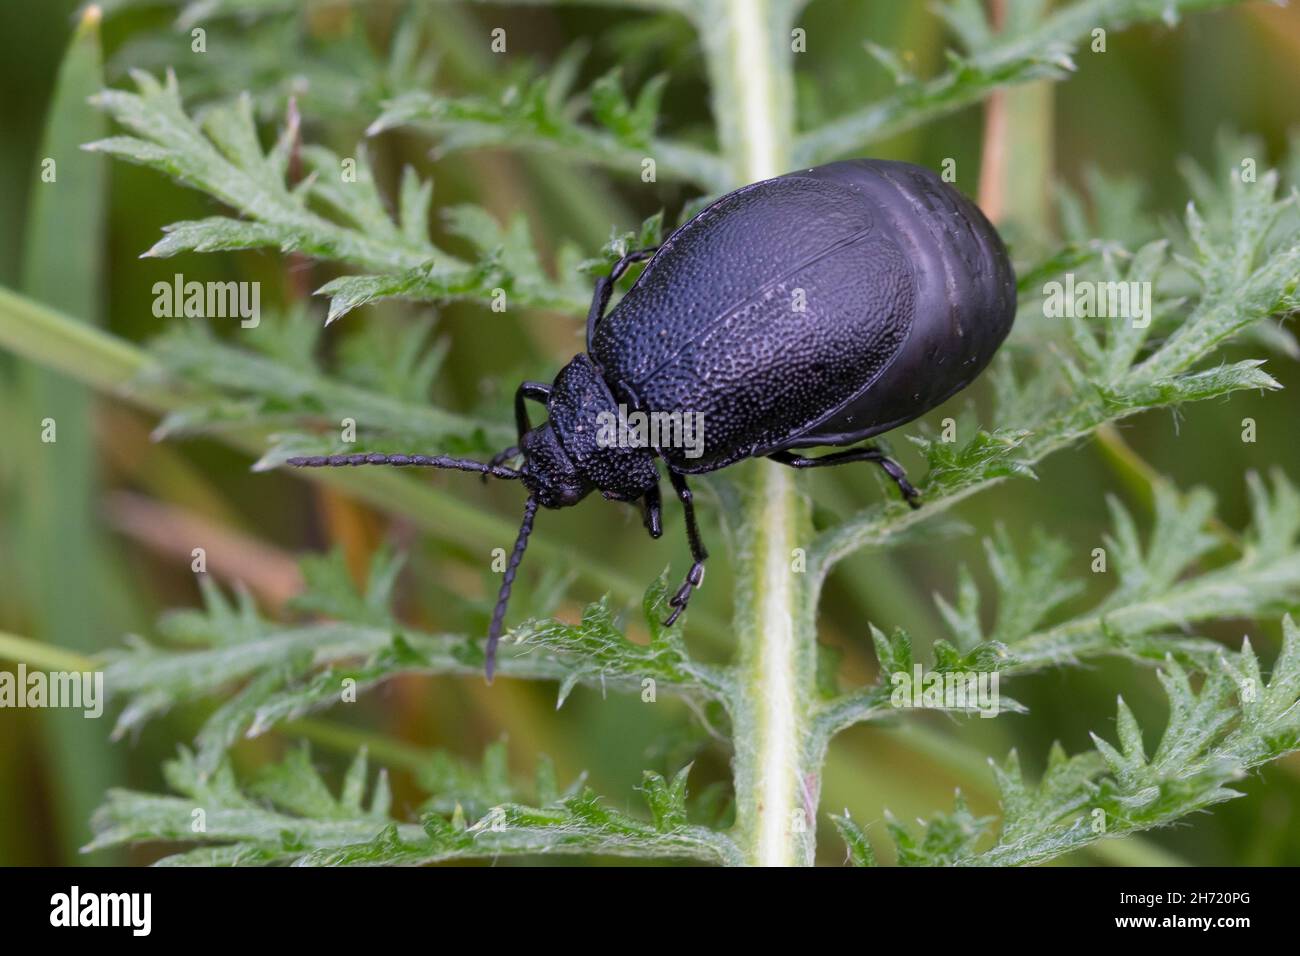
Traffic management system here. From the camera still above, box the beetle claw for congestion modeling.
[662,562,704,628]
[897,479,922,509]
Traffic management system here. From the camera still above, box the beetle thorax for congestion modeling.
[528,354,661,505]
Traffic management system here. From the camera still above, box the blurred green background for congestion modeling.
[1,0,1298,866]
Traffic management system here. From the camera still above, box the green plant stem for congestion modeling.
[693,0,816,866]
[0,631,95,673]
[284,719,431,774]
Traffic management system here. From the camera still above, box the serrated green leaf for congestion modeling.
[830,811,877,866]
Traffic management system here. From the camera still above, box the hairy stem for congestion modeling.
[730,469,817,865]
[694,0,816,866]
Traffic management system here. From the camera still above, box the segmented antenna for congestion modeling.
[287,452,535,681]
[287,453,521,481]
[486,494,540,682]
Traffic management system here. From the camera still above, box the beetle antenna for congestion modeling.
[287,453,521,481]
[485,494,540,683]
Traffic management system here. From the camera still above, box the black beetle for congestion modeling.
[289,159,1017,678]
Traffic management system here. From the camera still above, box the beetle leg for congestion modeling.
[640,482,663,539]
[514,381,552,442]
[486,444,520,470]
[481,381,550,483]
[664,470,707,627]
[585,246,660,350]
[770,447,922,509]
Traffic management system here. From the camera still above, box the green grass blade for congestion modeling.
[12,6,120,864]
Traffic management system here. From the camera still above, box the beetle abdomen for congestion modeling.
[590,159,1016,472]
[776,160,1017,450]
[592,175,916,470]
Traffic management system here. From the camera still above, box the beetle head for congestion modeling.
[519,422,593,509]
[543,354,662,503]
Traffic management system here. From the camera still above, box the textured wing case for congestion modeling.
[590,175,916,472]
[777,160,1017,449]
